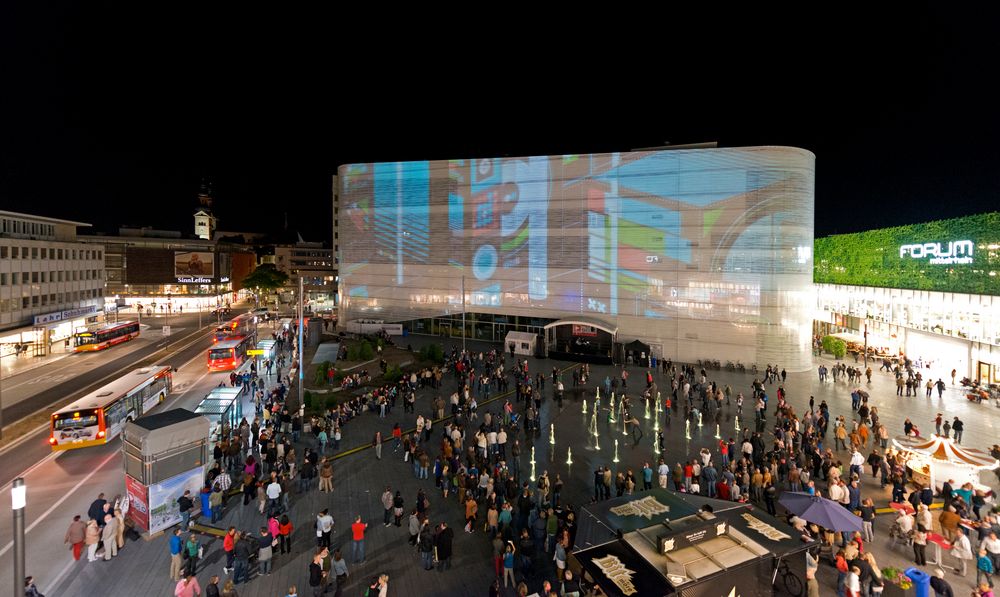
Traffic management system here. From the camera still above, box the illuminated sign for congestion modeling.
[609,496,670,519]
[176,276,213,284]
[899,240,974,265]
[592,555,638,596]
[740,513,791,541]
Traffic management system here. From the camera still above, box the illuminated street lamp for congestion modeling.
[12,477,26,596]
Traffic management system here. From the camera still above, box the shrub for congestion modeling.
[384,365,403,383]
[314,362,330,385]
[303,391,313,409]
[419,343,444,365]
[359,340,374,361]
[325,394,338,409]
[821,335,847,359]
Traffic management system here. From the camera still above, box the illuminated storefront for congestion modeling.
[814,212,1000,382]
[339,147,816,371]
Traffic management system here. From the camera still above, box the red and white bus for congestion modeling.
[74,321,141,352]
[213,313,255,343]
[49,365,173,450]
[207,335,255,371]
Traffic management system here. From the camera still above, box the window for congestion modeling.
[57,249,62,259]
[22,272,29,283]
[40,248,46,259]
[49,293,55,303]
[0,273,5,285]
[97,250,102,260]
[32,247,38,258]
[11,246,18,258]
[41,295,47,306]
[32,272,38,283]
[0,246,6,258]
[58,271,63,282]
[23,247,29,258]
[32,296,39,307]
[22,297,29,309]
[40,271,46,283]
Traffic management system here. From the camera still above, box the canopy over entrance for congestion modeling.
[544,318,618,365]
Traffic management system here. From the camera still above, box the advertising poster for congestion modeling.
[147,467,204,534]
[125,474,149,532]
[174,251,215,278]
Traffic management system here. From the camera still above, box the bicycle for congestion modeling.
[772,559,803,597]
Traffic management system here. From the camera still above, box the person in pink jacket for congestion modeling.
[174,571,201,597]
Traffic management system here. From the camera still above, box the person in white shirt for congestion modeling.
[896,511,914,534]
[266,478,282,516]
[657,462,670,489]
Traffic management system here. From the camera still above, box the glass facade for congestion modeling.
[339,147,816,370]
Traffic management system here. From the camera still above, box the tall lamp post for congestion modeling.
[297,276,304,410]
[12,477,26,596]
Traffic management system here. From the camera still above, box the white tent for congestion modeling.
[504,331,537,356]
[891,435,999,491]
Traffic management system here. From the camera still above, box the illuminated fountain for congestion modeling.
[530,446,537,482]
[582,399,587,414]
[715,424,721,439]
[644,398,651,420]
[566,447,573,465]
[697,412,703,428]
[735,417,741,433]
[685,419,691,440]
[613,439,620,463]
[550,423,556,445]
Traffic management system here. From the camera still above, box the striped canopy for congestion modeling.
[892,435,999,470]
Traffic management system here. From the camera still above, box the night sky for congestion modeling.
[1,7,997,242]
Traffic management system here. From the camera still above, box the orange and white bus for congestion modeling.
[49,365,173,450]
[74,321,141,352]
[213,313,254,343]
[207,335,255,371]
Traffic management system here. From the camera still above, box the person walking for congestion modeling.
[318,457,333,493]
[64,515,86,561]
[317,509,334,548]
[381,487,394,527]
[418,523,435,570]
[257,526,274,576]
[373,431,383,460]
[331,549,349,597]
[223,527,237,573]
[169,528,185,581]
[232,531,252,585]
[204,575,221,597]
[953,417,965,444]
[177,490,195,532]
[184,533,201,577]
[953,530,973,576]
[278,514,293,554]
[978,548,995,589]
[351,515,368,564]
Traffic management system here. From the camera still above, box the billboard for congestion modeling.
[146,467,204,534]
[125,474,150,532]
[174,251,215,279]
[339,147,816,370]
[814,212,1000,296]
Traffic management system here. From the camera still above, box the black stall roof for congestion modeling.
[575,488,698,549]
[575,539,675,597]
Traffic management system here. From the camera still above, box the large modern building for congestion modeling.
[814,212,1000,383]
[339,146,816,370]
[0,210,106,355]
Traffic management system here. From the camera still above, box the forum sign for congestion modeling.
[815,212,1000,296]
[899,240,974,265]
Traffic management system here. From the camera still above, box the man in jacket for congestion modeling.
[233,531,253,585]
[436,521,454,571]
[102,514,119,560]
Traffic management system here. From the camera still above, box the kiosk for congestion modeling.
[891,435,999,492]
[571,489,812,596]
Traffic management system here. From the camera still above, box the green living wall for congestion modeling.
[814,212,1000,296]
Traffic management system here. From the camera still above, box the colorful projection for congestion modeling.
[340,147,815,370]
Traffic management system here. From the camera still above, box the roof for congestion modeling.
[0,209,91,228]
[543,317,618,336]
[131,408,203,431]
[892,435,1000,469]
[123,408,210,456]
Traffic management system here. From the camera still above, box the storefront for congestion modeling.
[0,305,105,357]
[814,212,1000,382]
[571,489,812,597]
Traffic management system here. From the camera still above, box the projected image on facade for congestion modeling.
[340,147,815,370]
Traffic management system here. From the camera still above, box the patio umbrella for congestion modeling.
[778,492,862,532]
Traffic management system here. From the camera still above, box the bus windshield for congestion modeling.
[75,333,98,346]
[54,412,99,429]
[209,347,234,361]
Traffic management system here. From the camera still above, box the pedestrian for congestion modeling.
[351,515,368,563]
[331,549,349,597]
[375,574,389,597]
[316,509,334,548]
[205,576,221,597]
[978,548,995,589]
[373,430,383,460]
[102,513,119,560]
[169,528,185,581]
[436,522,454,571]
[953,530,973,576]
[279,514,293,554]
[184,533,201,576]
[221,580,238,597]
[309,547,329,597]
[418,523,435,570]
[382,487,394,527]
[503,542,516,587]
[223,527,237,573]
[232,531,252,584]
[177,490,195,532]
[174,571,202,597]
[930,568,954,597]
[85,519,100,562]
[258,526,274,576]
[64,515,86,561]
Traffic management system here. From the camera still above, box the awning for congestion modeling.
[892,435,999,469]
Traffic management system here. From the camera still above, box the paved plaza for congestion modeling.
[47,333,1000,596]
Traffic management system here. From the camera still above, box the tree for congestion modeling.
[821,335,847,359]
[241,264,289,294]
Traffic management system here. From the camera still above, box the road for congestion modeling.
[0,311,284,594]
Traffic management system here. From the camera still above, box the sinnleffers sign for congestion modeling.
[899,240,974,265]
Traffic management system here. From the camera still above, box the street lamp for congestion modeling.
[12,477,26,596]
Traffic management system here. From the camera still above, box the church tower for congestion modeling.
[193,178,217,239]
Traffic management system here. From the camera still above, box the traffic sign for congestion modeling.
[247,349,265,355]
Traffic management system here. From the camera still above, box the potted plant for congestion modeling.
[880,567,914,597]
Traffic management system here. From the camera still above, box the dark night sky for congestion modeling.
[1,6,997,242]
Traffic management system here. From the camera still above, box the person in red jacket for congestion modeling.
[223,526,237,574]
[351,516,368,563]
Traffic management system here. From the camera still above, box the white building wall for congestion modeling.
[339,147,816,371]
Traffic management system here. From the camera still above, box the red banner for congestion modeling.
[125,475,149,532]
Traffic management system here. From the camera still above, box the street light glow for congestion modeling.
[12,478,25,510]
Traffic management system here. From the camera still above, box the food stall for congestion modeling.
[892,435,999,492]
[570,489,813,597]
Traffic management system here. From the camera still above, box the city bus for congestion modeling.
[207,335,255,371]
[74,321,141,352]
[49,365,173,450]
[213,313,254,343]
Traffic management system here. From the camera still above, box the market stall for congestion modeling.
[570,489,813,597]
[892,435,999,492]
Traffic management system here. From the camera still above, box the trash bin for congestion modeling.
[903,567,930,597]
[199,487,211,521]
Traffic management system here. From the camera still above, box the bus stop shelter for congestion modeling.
[194,386,245,442]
